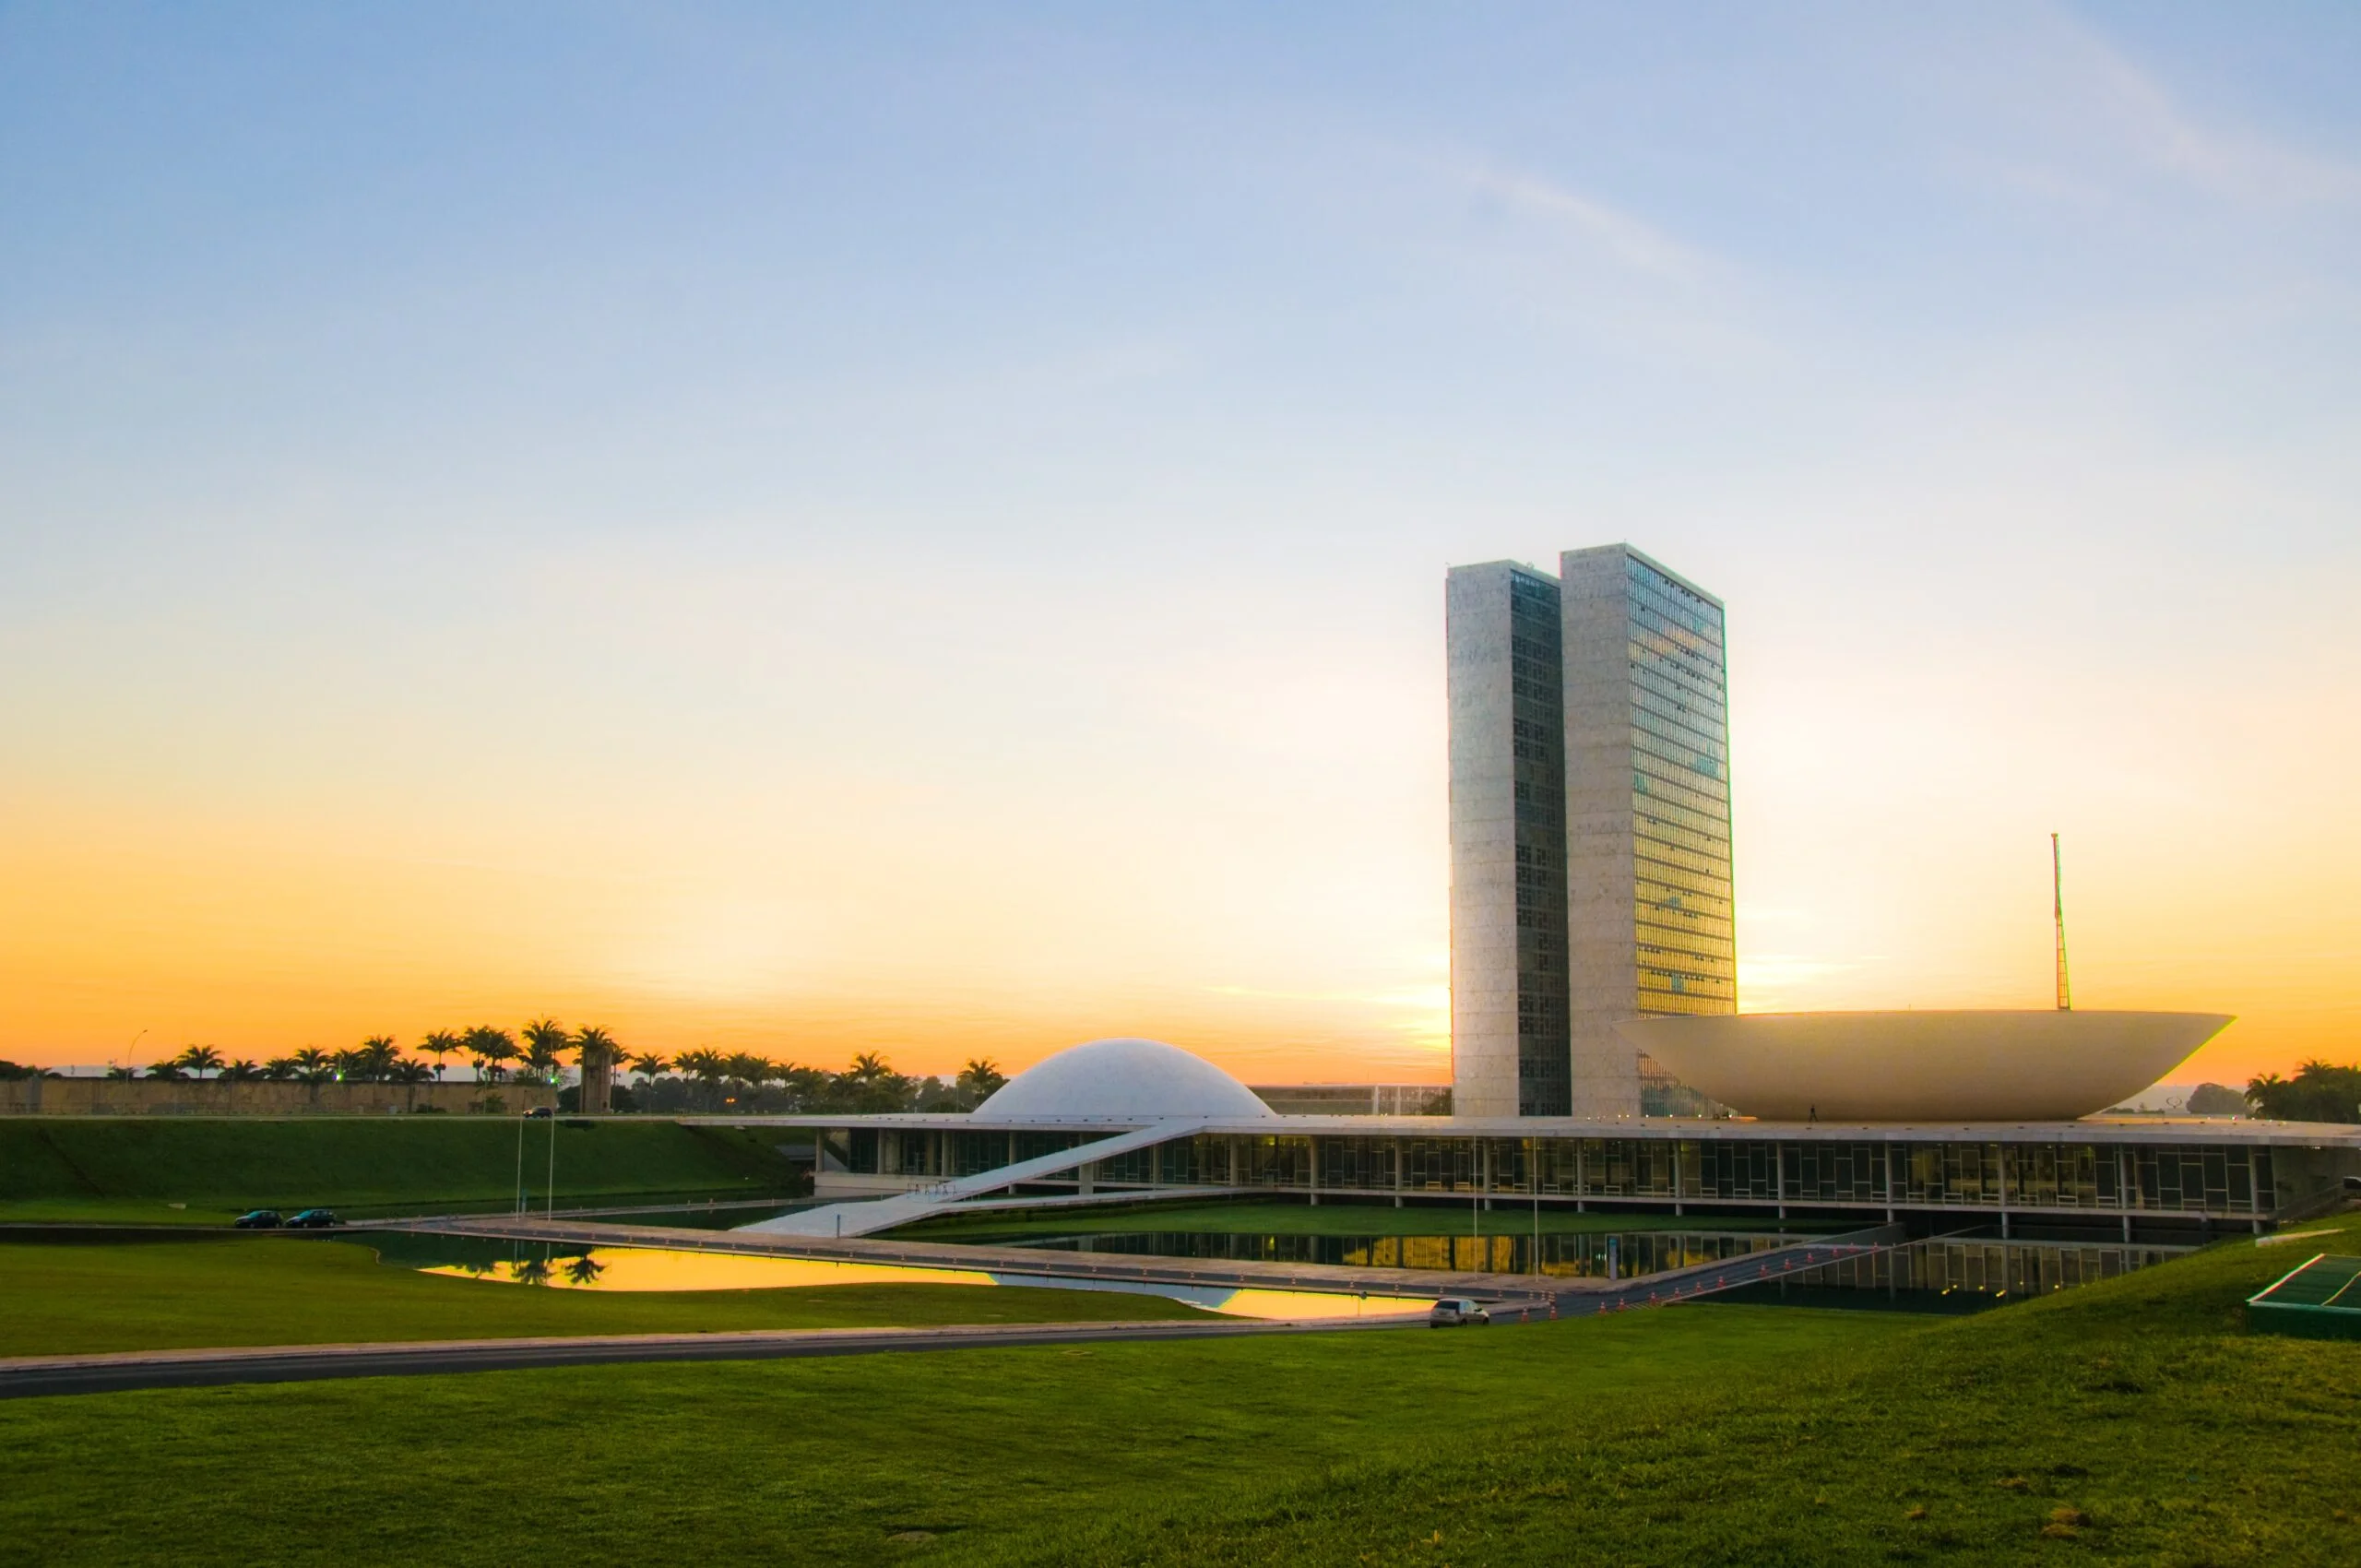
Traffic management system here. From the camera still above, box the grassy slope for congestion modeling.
[0,1299,1898,1567]
[1019,1217,2361,1568]
[897,1197,1821,1241]
[0,1117,801,1219]
[0,1239,1204,1356]
[0,1221,2353,1566]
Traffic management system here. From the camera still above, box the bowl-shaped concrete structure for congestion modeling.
[970,1037,1276,1123]
[1612,1011,2233,1123]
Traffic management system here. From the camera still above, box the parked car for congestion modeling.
[283,1208,342,1229]
[1429,1297,1490,1327]
[524,1107,554,1119]
[231,1209,282,1229]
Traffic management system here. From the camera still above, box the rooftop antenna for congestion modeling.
[2051,831,2072,1012]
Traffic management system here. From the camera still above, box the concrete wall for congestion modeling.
[1560,545,1644,1118]
[0,1078,558,1116]
[1447,563,1525,1118]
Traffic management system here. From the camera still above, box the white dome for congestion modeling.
[970,1038,1275,1123]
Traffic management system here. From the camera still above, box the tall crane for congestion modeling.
[2052,831,2072,1012]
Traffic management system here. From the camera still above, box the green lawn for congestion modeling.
[4,1218,2356,1564]
[0,1117,802,1217]
[896,1196,1829,1241]
[0,1238,1204,1356]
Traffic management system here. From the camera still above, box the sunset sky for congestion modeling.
[4,4,2356,1089]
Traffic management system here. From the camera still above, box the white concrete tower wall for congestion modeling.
[1447,562,1571,1118]
[1559,546,1646,1117]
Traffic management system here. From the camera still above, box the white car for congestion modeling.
[1428,1297,1490,1327]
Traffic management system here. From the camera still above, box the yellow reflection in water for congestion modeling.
[427,1250,997,1292]
[1205,1289,1431,1320]
[424,1248,1437,1319]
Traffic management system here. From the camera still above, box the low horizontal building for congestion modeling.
[721,1038,2361,1244]
[1246,1084,1451,1116]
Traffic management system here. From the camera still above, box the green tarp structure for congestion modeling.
[2248,1252,2361,1341]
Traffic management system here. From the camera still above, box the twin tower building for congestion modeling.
[1448,544,1736,1119]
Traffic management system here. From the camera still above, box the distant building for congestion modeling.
[1449,545,1736,1118]
[1248,1084,1452,1116]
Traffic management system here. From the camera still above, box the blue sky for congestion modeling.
[3,3,2356,1081]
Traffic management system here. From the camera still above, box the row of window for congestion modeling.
[1638,878,1735,922]
[1633,788,1732,845]
[838,1131,2291,1221]
[1628,631,1726,693]
[1634,751,1730,814]
[1151,1136,2284,1216]
[1635,829,1733,880]
[1632,723,1726,783]
[1628,600,1724,665]
[1624,562,1724,637]
[1627,645,1727,713]
[1631,688,1729,758]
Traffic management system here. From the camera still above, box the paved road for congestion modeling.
[0,1314,1418,1400]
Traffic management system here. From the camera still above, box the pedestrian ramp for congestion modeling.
[737,1120,1211,1240]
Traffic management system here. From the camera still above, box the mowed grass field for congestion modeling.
[0,1237,1204,1357]
[2,1217,2355,1565]
[0,1116,802,1223]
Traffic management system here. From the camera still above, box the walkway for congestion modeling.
[0,1315,1408,1400]
[742,1121,1213,1239]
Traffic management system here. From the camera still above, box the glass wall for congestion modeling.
[1625,555,1736,1017]
[1404,1137,1477,1193]
[1313,1136,1394,1192]
[1508,568,1572,1116]
[1780,1142,1885,1205]
[837,1126,2292,1218]
[1240,1134,1311,1189]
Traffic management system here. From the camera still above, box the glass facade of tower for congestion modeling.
[1508,569,1573,1115]
[1625,555,1736,1016]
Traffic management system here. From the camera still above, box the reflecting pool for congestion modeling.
[389,1238,1431,1320]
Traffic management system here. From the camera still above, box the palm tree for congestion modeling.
[222,1059,263,1083]
[464,1025,516,1083]
[518,1017,568,1086]
[291,1048,334,1086]
[263,1057,299,1081]
[389,1059,433,1084]
[146,1058,187,1081]
[629,1051,670,1087]
[673,1049,727,1111]
[832,1051,914,1114]
[956,1058,1007,1103]
[419,1029,462,1081]
[355,1035,399,1081]
[176,1045,227,1081]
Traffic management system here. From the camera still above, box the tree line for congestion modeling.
[2245,1062,2361,1124]
[1,1025,1013,1114]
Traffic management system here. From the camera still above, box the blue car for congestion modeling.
[283,1208,342,1229]
[231,1209,282,1229]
